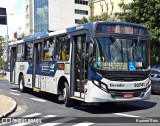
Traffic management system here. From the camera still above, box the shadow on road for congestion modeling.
[10,87,60,104]
[73,100,157,114]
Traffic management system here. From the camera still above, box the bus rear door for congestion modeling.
[32,40,43,91]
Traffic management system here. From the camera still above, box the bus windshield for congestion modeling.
[92,37,149,71]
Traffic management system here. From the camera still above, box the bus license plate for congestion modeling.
[123,93,134,98]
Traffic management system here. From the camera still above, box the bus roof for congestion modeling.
[9,21,147,46]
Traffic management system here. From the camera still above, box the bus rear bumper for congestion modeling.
[85,82,151,102]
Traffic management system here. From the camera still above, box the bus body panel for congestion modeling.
[85,80,151,102]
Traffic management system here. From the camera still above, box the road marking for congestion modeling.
[30,98,47,102]
[40,117,76,126]
[22,113,41,117]
[44,115,56,117]
[0,90,1,91]
[9,92,20,96]
[73,121,94,126]
[10,89,18,92]
[114,113,140,118]
[1,84,5,85]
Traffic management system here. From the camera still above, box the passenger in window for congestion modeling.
[61,44,68,60]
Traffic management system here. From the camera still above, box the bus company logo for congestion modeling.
[110,83,125,87]
[50,64,55,69]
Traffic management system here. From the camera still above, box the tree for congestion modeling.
[115,0,160,60]
[0,36,4,58]
[89,0,94,16]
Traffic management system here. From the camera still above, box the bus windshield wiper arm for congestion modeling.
[109,35,122,53]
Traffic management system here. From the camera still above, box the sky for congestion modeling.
[0,0,25,39]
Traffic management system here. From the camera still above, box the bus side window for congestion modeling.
[24,43,33,60]
[17,44,24,61]
[43,38,55,61]
[56,35,70,61]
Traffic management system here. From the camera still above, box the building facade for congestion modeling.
[25,0,33,35]
[25,0,90,35]
[93,0,133,16]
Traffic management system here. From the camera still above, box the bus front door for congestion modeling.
[72,34,88,98]
[32,42,42,90]
[10,47,16,83]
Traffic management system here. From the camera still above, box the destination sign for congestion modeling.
[96,23,148,35]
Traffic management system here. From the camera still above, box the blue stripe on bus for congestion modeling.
[88,67,103,81]
[27,61,57,77]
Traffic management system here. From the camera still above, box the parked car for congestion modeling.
[151,66,160,93]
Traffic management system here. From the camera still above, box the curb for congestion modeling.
[0,95,17,119]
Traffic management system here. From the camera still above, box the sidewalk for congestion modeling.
[0,95,17,118]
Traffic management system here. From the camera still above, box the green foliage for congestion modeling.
[0,58,5,69]
[0,36,3,58]
[115,0,160,60]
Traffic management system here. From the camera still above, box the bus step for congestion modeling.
[70,97,84,101]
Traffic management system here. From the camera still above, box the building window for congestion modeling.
[25,43,33,60]
[75,9,88,15]
[34,0,48,33]
[75,0,88,5]
[26,23,29,28]
[55,35,70,61]
[43,38,55,61]
[26,14,29,19]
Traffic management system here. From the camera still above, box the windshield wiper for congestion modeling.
[109,35,122,53]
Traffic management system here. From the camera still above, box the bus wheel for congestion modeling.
[63,82,73,107]
[19,75,26,93]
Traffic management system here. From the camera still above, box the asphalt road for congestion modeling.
[0,79,160,126]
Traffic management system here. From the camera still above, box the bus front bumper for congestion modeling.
[85,82,151,103]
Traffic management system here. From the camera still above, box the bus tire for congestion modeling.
[63,82,73,107]
[19,75,26,93]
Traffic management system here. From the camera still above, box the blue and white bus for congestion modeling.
[7,21,151,107]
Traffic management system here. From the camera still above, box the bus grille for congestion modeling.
[108,89,146,98]
[105,74,148,82]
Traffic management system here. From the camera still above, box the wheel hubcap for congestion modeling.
[63,88,66,99]
[20,80,23,90]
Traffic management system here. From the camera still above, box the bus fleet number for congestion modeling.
[134,83,145,87]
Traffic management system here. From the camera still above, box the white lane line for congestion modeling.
[44,115,57,117]
[1,84,5,85]
[40,117,76,126]
[73,121,95,126]
[30,98,47,102]
[10,89,18,92]
[114,113,140,118]
[22,113,41,117]
[9,92,20,96]
[0,90,1,91]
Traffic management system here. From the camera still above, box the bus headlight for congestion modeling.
[92,79,108,92]
[93,80,100,86]
[101,83,107,91]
